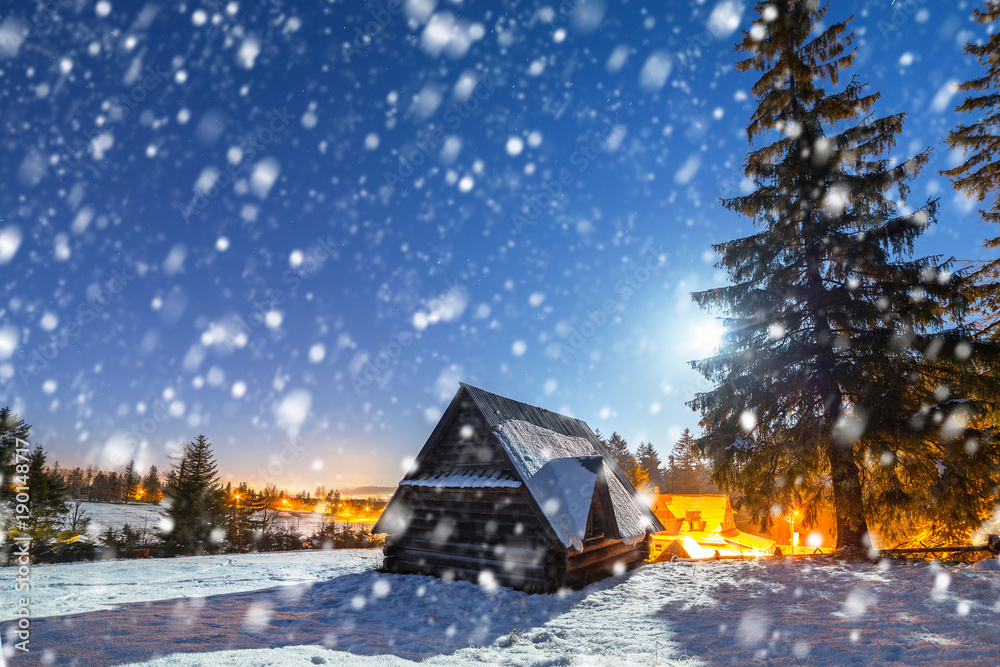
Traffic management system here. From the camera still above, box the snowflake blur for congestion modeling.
[0,0,991,491]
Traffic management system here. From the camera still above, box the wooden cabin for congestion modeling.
[373,383,664,593]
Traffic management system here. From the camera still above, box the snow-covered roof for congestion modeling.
[528,456,602,551]
[399,470,522,489]
[461,384,662,533]
[462,382,599,441]
[721,529,775,552]
[493,419,654,550]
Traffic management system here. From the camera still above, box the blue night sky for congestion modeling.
[0,0,989,491]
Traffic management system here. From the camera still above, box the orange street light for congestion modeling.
[788,510,799,555]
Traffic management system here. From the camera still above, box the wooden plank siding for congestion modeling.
[384,484,557,591]
[564,536,650,588]
[411,398,512,475]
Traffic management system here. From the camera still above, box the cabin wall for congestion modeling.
[384,485,652,593]
[414,398,511,475]
[383,486,559,592]
[560,536,651,589]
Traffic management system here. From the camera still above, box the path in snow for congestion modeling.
[2,552,999,666]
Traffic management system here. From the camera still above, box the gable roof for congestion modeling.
[374,383,665,545]
[493,419,655,549]
[461,382,599,441]
[460,383,663,532]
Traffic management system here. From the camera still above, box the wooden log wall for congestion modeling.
[563,536,650,589]
[415,399,511,474]
[384,486,556,592]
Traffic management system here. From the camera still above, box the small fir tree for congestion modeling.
[142,465,162,502]
[602,432,639,483]
[664,428,716,494]
[122,459,138,501]
[161,435,226,554]
[634,442,665,490]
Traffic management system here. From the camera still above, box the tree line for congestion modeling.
[56,461,163,503]
[596,428,716,495]
[688,1,1000,552]
[0,411,381,563]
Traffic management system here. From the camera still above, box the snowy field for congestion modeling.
[3,550,1000,666]
[75,501,372,538]
[72,501,168,537]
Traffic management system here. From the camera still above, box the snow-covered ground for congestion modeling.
[72,501,167,538]
[74,501,372,539]
[3,551,1000,666]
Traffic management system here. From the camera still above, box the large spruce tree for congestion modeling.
[689,1,996,550]
[942,1,1000,333]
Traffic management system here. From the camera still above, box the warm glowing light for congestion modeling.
[681,536,716,559]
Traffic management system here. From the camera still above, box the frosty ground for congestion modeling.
[3,550,1000,666]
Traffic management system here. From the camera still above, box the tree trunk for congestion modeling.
[802,219,870,551]
[827,440,869,549]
